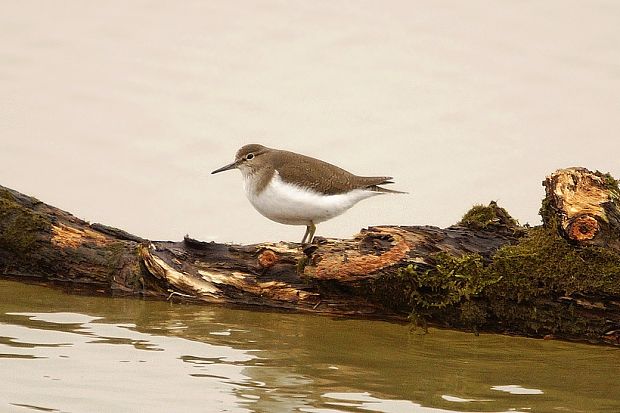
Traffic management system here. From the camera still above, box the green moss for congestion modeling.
[102,242,146,292]
[459,201,518,231]
[372,226,620,341]
[484,227,620,339]
[122,245,145,291]
[539,195,558,230]
[296,255,309,274]
[0,189,50,256]
[597,170,620,201]
[104,242,125,272]
[459,300,488,331]
[486,227,620,300]
[404,253,500,309]
[372,253,501,330]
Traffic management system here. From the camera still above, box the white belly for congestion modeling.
[244,172,379,226]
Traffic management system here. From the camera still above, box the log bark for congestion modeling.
[1,167,619,346]
[542,167,620,250]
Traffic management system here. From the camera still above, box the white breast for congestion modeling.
[243,171,379,226]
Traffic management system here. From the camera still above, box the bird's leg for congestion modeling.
[300,223,317,245]
[307,222,316,244]
[301,225,310,245]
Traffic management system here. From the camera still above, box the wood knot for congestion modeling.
[257,249,279,268]
[567,215,599,241]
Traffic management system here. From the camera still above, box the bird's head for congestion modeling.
[211,144,270,175]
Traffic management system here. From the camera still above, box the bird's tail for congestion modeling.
[358,176,407,194]
[368,185,408,194]
[360,177,406,194]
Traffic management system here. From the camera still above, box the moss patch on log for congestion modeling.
[487,227,620,298]
[598,170,620,196]
[539,196,558,231]
[458,201,519,231]
[372,226,620,341]
[0,189,51,257]
[371,252,502,331]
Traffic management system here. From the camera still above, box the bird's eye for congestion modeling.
[246,153,254,160]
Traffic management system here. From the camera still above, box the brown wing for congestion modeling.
[269,150,396,195]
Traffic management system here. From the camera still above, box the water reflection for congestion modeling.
[0,308,255,413]
[316,392,514,413]
[0,280,618,413]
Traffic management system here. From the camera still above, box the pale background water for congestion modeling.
[1,1,619,244]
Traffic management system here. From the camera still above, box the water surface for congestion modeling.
[0,280,618,412]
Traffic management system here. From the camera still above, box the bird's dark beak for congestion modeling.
[211,160,240,174]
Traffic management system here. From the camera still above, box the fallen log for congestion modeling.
[1,167,619,345]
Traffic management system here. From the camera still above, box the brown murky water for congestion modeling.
[1,280,618,412]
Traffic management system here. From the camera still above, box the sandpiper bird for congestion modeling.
[212,144,404,244]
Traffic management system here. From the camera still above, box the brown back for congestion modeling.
[265,149,392,195]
